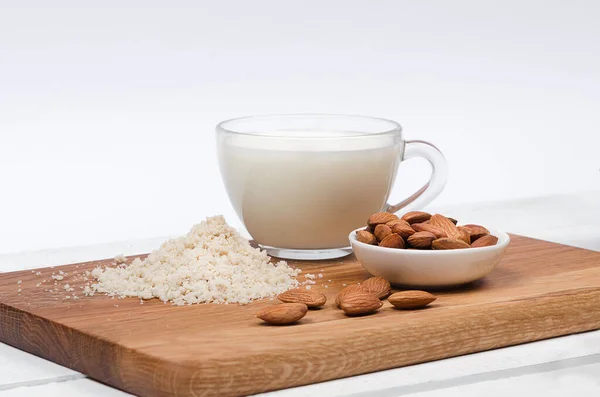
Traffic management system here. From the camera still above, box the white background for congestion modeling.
[1,0,599,254]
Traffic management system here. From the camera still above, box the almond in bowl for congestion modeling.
[350,212,510,288]
[361,212,499,251]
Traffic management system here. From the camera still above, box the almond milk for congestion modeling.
[218,136,402,249]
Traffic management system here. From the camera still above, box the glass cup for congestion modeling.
[216,114,447,260]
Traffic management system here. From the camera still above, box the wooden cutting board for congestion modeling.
[0,235,599,397]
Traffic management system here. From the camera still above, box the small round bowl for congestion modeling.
[349,228,510,288]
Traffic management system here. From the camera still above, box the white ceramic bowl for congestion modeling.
[349,228,510,288]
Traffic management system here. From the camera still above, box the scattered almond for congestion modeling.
[362,276,391,299]
[277,289,327,308]
[336,284,369,307]
[432,237,471,250]
[340,291,383,315]
[256,303,308,325]
[412,223,447,239]
[356,230,377,245]
[471,234,499,248]
[374,224,393,242]
[388,291,437,309]
[407,231,437,249]
[379,233,405,249]
[368,212,399,227]
[462,224,490,241]
[401,211,432,224]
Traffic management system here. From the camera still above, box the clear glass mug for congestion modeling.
[216,114,448,260]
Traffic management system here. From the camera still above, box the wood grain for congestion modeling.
[0,235,599,397]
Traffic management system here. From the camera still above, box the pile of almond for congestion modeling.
[256,276,437,325]
[357,211,498,250]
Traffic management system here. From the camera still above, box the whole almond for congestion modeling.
[388,291,437,309]
[432,237,471,250]
[356,230,377,245]
[462,224,490,241]
[412,223,447,239]
[456,228,471,245]
[335,284,369,307]
[430,214,461,239]
[407,231,437,249]
[401,211,432,224]
[362,276,392,299]
[340,291,383,315]
[379,233,405,249]
[374,224,393,242]
[471,234,499,248]
[256,303,308,325]
[386,219,410,228]
[277,289,327,308]
[367,212,399,227]
[389,222,416,239]
[457,225,471,236]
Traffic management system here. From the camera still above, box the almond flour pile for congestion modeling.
[88,216,300,305]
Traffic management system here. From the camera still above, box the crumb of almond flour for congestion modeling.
[86,216,301,306]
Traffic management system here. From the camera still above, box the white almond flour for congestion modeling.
[88,216,300,305]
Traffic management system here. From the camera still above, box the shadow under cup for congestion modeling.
[216,114,446,260]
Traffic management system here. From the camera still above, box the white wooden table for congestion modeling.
[1,192,599,396]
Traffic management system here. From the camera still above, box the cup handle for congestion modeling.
[385,140,448,214]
